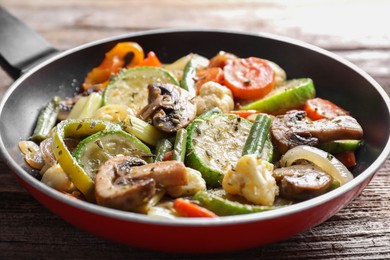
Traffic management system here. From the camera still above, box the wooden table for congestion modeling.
[1,0,389,258]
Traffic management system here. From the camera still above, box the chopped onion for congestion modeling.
[280,145,354,185]
[18,140,45,170]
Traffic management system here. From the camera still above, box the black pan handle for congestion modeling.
[0,6,58,80]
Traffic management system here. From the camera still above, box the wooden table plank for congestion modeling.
[1,0,390,258]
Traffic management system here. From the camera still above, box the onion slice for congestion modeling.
[279,145,354,185]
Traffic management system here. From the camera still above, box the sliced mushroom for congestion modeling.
[271,110,319,154]
[294,115,363,142]
[138,83,197,133]
[273,164,333,201]
[95,156,188,211]
[271,110,363,154]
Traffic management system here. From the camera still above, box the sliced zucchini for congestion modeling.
[318,139,361,154]
[240,78,315,113]
[73,130,152,179]
[102,66,179,114]
[185,113,252,187]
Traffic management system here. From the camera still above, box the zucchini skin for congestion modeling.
[240,78,315,113]
[30,96,61,143]
[317,139,361,154]
[185,113,252,188]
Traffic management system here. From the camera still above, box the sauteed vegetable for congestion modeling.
[18,42,363,218]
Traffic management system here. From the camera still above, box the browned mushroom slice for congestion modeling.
[273,165,333,201]
[271,110,363,154]
[271,110,318,154]
[138,83,197,133]
[95,156,188,211]
[294,115,363,142]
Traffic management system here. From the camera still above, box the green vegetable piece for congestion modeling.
[71,92,102,119]
[154,138,173,162]
[259,133,274,162]
[73,129,152,179]
[197,107,222,120]
[185,113,252,187]
[30,96,61,143]
[102,66,179,114]
[123,115,168,146]
[192,191,275,216]
[318,139,361,154]
[172,128,187,162]
[240,78,315,113]
[53,119,122,201]
[180,56,208,96]
[180,59,197,96]
[242,113,272,157]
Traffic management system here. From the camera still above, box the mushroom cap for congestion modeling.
[95,156,188,211]
[139,83,197,133]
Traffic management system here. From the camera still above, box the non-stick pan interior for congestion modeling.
[1,30,389,179]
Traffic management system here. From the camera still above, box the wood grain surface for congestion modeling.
[1,0,389,259]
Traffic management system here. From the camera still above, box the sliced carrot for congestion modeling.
[137,51,162,67]
[173,198,217,218]
[335,151,357,168]
[82,42,144,91]
[195,67,224,94]
[223,57,275,100]
[229,110,258,119]
[304,98,349,120]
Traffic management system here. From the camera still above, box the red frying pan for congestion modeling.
[1,7,389,253]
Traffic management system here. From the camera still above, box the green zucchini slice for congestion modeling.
[73,130,152,179]
[240,78,315,113]
[185,113,252,187]
[318,139,361,154]
[102,66,179,114]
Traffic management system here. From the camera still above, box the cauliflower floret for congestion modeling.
[195,81,234,115]
[41,164,76,193]
[166,168,206,197]
[222,154,277,206]
[266,60,286,87]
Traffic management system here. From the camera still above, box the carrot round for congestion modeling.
[223,57,275,100]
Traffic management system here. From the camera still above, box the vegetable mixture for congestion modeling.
[19,42,363,218]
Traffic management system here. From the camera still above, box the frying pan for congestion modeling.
[1,7,389,253]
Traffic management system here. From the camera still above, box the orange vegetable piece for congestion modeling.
[195,67,224,94]
[304,98,349,120]
[173,198,217,218]
[82,42,145,91]
[136,51,162,67]
[223,57,275,100]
